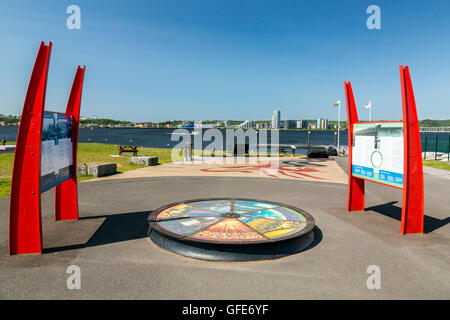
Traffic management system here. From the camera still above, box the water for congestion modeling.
[1,126,449,154]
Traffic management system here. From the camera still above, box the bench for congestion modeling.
[280,146,296,156]
[119,145,138,156]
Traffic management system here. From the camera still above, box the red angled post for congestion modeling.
[400,66,424,234]
[345,81,365,211]
[55,66,86,221]
[9,42,52,255]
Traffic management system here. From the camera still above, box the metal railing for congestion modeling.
[419,127,450,133]
[422,133,450,161]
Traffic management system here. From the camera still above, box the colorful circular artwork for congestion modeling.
[149,199,315,244]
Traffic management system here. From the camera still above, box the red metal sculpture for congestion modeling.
[9,42,86,254]
[344,81,365,212]
[55,66,86,221]
[345,66,424,234]
[400,66,424,234]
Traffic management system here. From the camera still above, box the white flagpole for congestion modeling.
[337,102,340,152]
[369,101,372,122]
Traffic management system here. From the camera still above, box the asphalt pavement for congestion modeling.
[0,157,448,299]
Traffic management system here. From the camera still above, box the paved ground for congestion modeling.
[95,156,348,184]
[0,157,448,299]
[423,165,450,180]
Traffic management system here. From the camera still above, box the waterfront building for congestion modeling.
[237,120,255,129]
[272,110,280,129]
[316,118,329,130]
[134,123,149,128]
[256,122,270,129]
[296,120,308,129]
[281,120,297,129]
[216,120,231,128]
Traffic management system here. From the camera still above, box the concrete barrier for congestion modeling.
[77,164,88,176]
[130,156,158,166]
[82,162,117,177]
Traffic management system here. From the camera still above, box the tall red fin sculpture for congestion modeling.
[9,42,52,255]
[400,66,424,234]
[344,81,365,211]
[55,66,86,221]
[10,42,86,255]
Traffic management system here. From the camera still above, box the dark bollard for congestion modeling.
[435,136,438,160]
[423,136,427,160]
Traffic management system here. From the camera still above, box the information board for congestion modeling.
[41,112,73,192]
[351,122,404,188]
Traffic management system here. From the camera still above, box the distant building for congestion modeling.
[296,120,308,129]
[133,123,148,128]
[237,120,255,129]
[256,122,270,129]
[272,110,280,129]
[281,120,297,129]
[194,123,216,129]
[216,120,230,128]
[316,118,329,130]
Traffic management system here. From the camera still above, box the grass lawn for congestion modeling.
[0,178,11,198]
[0,143,179,198]
[423,160,450,171]
[77,143,177,172]
[0,142,293,198]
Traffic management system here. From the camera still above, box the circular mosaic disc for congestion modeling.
[149,198,315,245]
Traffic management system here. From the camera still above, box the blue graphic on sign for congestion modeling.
[378,170,403,185]
[352,165,374,178]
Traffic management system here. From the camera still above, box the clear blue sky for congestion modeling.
[0,0,449,122]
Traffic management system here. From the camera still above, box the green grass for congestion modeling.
[0,143,179,198]
[0,178,11,198]
[423,160,450,171]
[0,153,14,178]
[0,143,292,198]
[77,143,177,168]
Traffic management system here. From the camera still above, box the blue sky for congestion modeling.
[0,0,449,122]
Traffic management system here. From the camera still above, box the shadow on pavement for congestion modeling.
[365,201,449,234]
[44,211,151,254]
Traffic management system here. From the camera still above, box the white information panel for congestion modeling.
[352,122,404,188]
[41,112,73,192]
